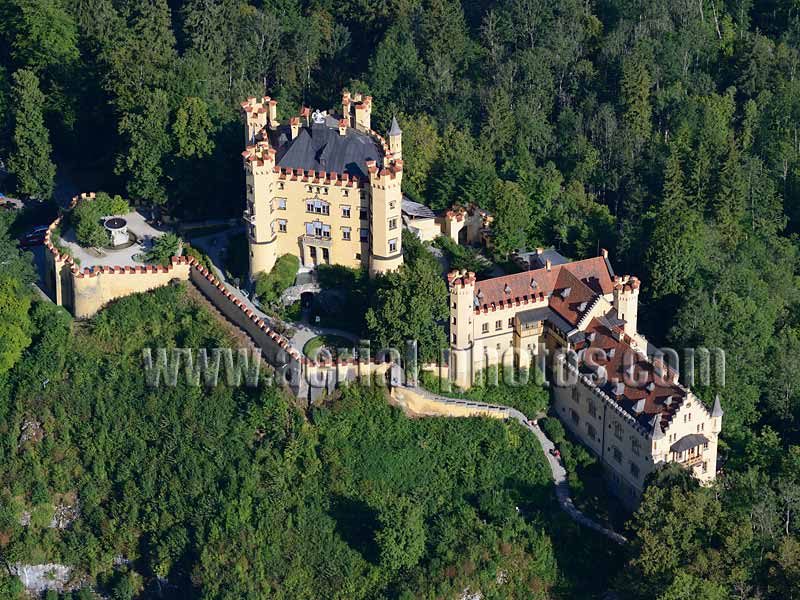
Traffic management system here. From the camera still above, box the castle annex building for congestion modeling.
[241,92,404,279]
[448,250,723,504]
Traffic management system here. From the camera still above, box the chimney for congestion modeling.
[545,259,552,271]
[338,118,347,136]
[299,106,310,127]
[600,248,608,259]
[536,247,544,255]
[290,117,300,140]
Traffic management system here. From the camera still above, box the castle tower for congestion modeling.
[613,275,640,337]
[354,95,372,132]
[240,96,270,145]
[388,116,402,160]
[342,91,352,127]
[448,270,476,389]
[711,393,724,434]
[367,159,404,276]
[242,139,278,279]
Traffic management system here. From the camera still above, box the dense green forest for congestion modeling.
[0,282,622,598]
[1,0,800,598]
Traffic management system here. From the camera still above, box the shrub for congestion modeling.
[255,254,299,305]
[182,243,214,271]
[72,192,129,247]
[433,235,488,275]
[540,417,565,445]
[146,233,181,266]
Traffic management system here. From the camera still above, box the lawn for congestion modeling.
[303,333,356,359]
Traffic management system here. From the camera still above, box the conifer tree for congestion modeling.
[713,137,747,249]
[7,68,55,200]
[646,145,704,298]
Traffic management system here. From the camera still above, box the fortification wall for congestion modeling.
[72,262,191,318]
[188,263,306,397]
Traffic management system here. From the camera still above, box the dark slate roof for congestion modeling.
[670,434,709,453]
[402,197,435,219]
[269,122,384,179]
[388,116,402,136]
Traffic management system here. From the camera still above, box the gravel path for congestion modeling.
[407,385,628,545]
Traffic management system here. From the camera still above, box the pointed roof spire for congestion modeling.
[388,115,402,136]
[712,394,724,418]
[650,412,665,439]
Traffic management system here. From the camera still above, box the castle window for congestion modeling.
[588,400,597,418]
[342,227,351,241]
[572,386,579,403]
[630,462,640,478]
[270,221,275,234]
[277,182,284,190]
[307,199,329,215]
[613,446,622,463]
[360,207,368,220]
[278,219,287,233]
[389,238,398,253]
[452,334,457,344]
[359,191,366,199]
[389,217,398,230]
[277,198,287,210]
[389,200,396,210]
[632,438,641,456]
[359,228,369,242]
[342,205,351,218]
[508,317,514,328]
[570,409,580,425]
[495,320,502,331]
[587,423,597,439]
[306,221,330,238]
[306,185,312,192]
[614,422,623,440]
[342,189,349,197]
[482,323,489,334]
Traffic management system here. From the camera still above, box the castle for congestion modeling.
[447,249,722,505]
[241,92,404,279]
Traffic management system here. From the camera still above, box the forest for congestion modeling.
[0,0,800,598]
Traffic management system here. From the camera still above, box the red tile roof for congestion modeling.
[576,318,686,430]
[472,256,614,318]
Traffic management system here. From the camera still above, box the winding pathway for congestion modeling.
[402,385,628,545]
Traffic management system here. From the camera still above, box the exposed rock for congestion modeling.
[18,418,44,446]
[11,564,73,593]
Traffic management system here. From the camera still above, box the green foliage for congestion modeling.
[145,232,180,266]
[172,96,214,159]
[366,231,448,361]
[115,88,171,205]
[254,254,299,305]
[4,0,79,73]
[181,243,213,272]
[71,192,129,248]
[7,68,55,200]
[540,417,565,445]
[491,179,531,256]
[433,234,487,275]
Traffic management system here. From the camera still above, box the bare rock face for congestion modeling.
[11,564,73,593]
[18,418,44,446]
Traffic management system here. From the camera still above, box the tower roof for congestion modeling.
[268,120,383,179]
[388,115,402,136]
[711,394,724,417]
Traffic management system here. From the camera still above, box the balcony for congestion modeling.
[681,453,705,468]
